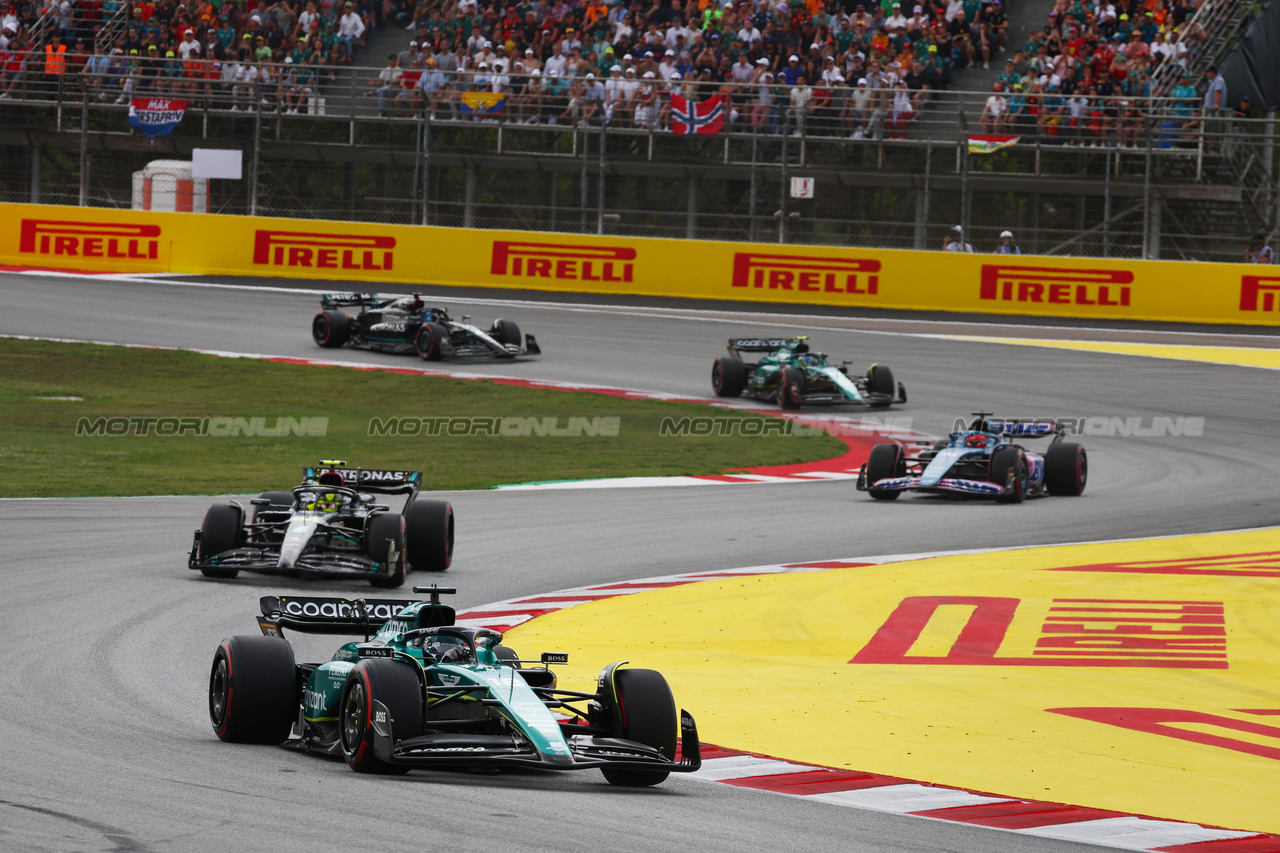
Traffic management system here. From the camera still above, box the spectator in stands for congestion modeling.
[370,51,399,112]
[337,1,363,62]
[81,39,110,99]
[943,225,972,252]
[993,230,1021,254]
[1245,234,1274,265]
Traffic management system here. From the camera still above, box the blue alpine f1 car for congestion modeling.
[856,413,1087,503]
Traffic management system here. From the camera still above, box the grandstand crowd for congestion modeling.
[0,0,1237,140]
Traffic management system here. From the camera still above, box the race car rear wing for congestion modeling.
[320,292,379,309]
[303,465,423,496]
[258,595,420,638]
[727,337,795,353]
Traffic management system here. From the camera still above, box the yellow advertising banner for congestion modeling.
[2,202,1278,326]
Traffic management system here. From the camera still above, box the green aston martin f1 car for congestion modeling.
[711,337,906,410]
[209,586,701,786]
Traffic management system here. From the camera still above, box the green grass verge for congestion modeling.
[0,339,845,497]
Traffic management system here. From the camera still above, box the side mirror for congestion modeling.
[358,493,374,503]
[250,498,271,506]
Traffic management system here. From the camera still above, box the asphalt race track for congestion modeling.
[1,270,1276,853]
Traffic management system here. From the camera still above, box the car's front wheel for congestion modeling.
[340,660,422,775]
[1044,442,1087,496]
[405,500,453,572]
[777,366,805,410]
[991,447,1029,503]
[601,668,678,787]
[866,364,896,407]
[199,504,243,578]
[864,443,905,500]
[490,318,522,348]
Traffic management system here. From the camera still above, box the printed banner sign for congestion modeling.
[968,134,1019,155]
[128,98,188,139]
[459,92,505,115]
[672,94,725,135]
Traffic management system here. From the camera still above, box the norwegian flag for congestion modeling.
[672,94,726,135]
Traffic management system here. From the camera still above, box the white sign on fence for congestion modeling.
[192,148,243,180]
[790,177,814,199]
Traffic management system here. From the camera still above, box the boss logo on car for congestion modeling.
[358,646,392,657]
[374,710,387,723]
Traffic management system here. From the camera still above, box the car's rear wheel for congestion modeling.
[312,311,350,348]
[414,322,447,361]
[777,366,805,410]
[991,447,1029,503]
[405,500,453,572]
[865,443,905,500]
[199,504,243,578]
[366,513,406,588]
[866,364,896,406]
[1044,442,1088,496]
[340,660,422,775]
[601,668,678,787]
[490,318,522,347]
[712,356,747,397]
[209,634,296,744]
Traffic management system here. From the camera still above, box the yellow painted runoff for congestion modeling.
[955,336,1280,370]
[506,528,1280,833]
[3,201,1280,326]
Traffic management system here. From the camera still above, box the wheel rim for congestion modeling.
[210,656,230,726]
[341,681,366,755]
[1078,453,1088,488]
[418,329,433,357]
[1018,459,1029,494]
[712,363,723,391]
[314,316,329,343]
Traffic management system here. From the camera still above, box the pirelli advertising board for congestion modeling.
[3,202,1277,326]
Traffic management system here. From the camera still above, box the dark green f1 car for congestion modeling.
[209,586,701,786]
[711,337,906,410]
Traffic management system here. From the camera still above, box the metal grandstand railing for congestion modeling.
[1149,0,1254,95]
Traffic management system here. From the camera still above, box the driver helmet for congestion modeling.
[422,633,472,663]
[799,353,820,365]
[311,471,344,512]
[964,434,987,449]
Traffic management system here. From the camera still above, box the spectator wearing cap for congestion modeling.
[369,52,400,112]
[994,230,1022,254]
[943,225,973,252]
[336,1,364,63]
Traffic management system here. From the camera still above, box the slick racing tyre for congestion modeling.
[777,366,805,410]
[199,504,243,578]
[991,447,1029,504]
[866,364,896,406]
[414,322,447,361]
[405,500,454,572]
[490,318,522,348]
[366,513,406,588]
[865,443,906,500]
[256,491,294,508]
[712,356,747,397]
[602,669,678,787]
[209,634,296,744]
[312,311,350,348]
[1044,442,1088,496]
[340,659,423,775]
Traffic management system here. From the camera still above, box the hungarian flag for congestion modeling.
[672,93,725,135]
[967,134,1019,155]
